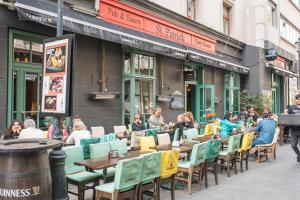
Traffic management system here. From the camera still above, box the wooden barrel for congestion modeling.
[0,139,61,200]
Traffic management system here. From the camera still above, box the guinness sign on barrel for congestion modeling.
[265,48,278,61]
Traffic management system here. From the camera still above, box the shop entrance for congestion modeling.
[7,30,46,128]
[185,83,196,115]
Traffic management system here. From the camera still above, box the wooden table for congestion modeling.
[150,144,193,153]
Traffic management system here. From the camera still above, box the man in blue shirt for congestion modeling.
[252,113,276,147]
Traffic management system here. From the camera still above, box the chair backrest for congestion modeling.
[227,134,242,153]
[140,152,161,184]
[114,126,127,134]
[173,128,180,141]
[140,136,156,151]
[109,140,128,155]
[183,128,199,142]
[240,132,254,151]
[160,150,179,179]
[204,123,215,136]
[271,127,280,145]
[98,133,116,143]
[157,133,171,146]
[89,142,111,159]
[190,142,207,166]
[130,130,146,149]
[63,146,85,174]
[114,157,143,190]
[80,138,101,159]
[91,126,105,137]
[205,139,222,162]
[145,128,159,144]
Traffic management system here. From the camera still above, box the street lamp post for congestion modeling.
[48,1,69,200]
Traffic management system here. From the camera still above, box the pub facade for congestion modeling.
[0,0,280,133]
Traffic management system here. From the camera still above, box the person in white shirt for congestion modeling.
[66,120,91,146]
[19,119,44,139]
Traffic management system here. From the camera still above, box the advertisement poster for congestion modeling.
[41,36,72,115]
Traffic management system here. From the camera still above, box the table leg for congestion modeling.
[103,168,108,183]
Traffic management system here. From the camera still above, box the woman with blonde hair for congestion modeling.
[66,120,91,146]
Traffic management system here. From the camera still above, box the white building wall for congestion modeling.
[149,0,187,16]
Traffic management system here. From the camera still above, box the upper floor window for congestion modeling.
[268,1,277,28]
[187,0,196,20]
[280,17,300,44]
[223,4,231,35]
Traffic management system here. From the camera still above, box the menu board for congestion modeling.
[41,35,73,115]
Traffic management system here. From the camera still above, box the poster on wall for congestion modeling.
[41,35,74,115]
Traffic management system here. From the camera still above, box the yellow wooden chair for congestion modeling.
[239,132,254,172]
[158,150,179,200]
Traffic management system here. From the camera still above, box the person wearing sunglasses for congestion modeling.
[132,113,146,131]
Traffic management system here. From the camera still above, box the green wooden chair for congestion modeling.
[203,139,222,188]
[146,128,159,144]
[63,146,101,200]
[109,140,128,155]
[139,152,162,200]
[183,128,199,144]
[95,157,143,200]
[173,128,180,142]
[89,143,116,179]
[176,142,208,194]
[218,134,242,177]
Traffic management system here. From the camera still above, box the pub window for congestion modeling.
[13,39,43,64]
[223,4,230,35]
[268,1,277,28]
[122,50,156,125]
[224,72,240,116]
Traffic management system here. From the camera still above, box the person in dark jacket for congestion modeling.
[1,119,23,140]
[131,113,145,131]
[288,94,300,163]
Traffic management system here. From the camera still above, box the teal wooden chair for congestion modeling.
[109,140,128,155]
[203,139,222,188]
[183,128,199,144]
[176,142,208,194]
[63,146,101,200]
[95,157,143,200]
[218,134,242,177]
[89,143,116,179]
[146,128,159,144]
[173,128,180,141]
[139,152,162,200]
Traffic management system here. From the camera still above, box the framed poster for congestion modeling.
[41,35,74,115]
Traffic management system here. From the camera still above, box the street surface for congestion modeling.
[69,144,300,200]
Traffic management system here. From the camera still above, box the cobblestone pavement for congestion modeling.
[69,144,300,200]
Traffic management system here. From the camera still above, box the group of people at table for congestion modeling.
[1,106,277,153]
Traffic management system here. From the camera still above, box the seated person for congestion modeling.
[19,119,44,139]
[66,120,91,146]
[148,107,164,129]
[132,113,145,131]
[220,112,240,138]
[251,113,276,147]
[183,112,195,128]
[1,119,23,140]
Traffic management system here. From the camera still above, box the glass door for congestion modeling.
[12,67,43,128]
[196,84,215,123]
[224,72,240,116]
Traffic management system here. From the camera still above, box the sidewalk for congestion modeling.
[69,144,300,200]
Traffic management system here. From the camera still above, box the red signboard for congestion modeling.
[99,0,216,53]
[270,56,286,69]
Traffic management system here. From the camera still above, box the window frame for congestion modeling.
[223,4,231,35]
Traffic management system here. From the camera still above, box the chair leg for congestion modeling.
[214,161,218,185]
[246,151,249,170]
[198,166,202,190]
[273,147,276,160]
[157,179,161,200]
[240,151,243,173]
[226,157,231,177]
[171,175,175,200]
[78,184,85,200]
[204,162,208,188]
[138,183,142,200]
[234,153,238,175]
[187,167,193,195]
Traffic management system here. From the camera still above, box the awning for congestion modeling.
[187,47,249,74]
[15,0,186,59]
[266,63,299,78]
[15,0,248,74]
